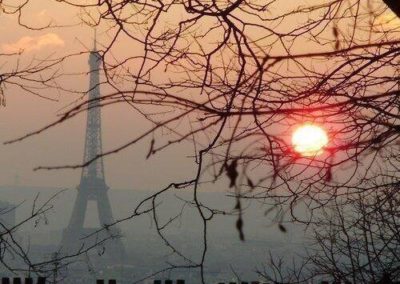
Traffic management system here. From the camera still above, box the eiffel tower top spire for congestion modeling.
[79,32,107,191]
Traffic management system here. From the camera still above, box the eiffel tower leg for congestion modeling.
[97,191,114,225]
[96,191,126,260]
[68,190,89,229]
[60,190,89,252]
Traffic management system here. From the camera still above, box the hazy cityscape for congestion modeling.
[0,185,308,283]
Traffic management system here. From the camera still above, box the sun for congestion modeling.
[292,123,328,156]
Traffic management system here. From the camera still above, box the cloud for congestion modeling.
[2,33,64,53]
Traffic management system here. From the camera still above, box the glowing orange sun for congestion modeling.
[292,124,328,156]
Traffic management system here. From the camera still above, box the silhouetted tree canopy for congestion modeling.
[1,0,400,282]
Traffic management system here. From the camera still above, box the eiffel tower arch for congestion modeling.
[60,39,125,261]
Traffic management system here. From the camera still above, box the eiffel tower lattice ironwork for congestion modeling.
[60,40,125,260]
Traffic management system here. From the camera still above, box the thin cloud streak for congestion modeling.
[2,33,64,53]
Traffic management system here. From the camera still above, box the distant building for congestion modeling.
[0,200,16,230]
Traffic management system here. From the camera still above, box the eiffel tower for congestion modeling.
[60,38,125,260]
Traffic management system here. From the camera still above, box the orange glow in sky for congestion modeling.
[292,124,328,156]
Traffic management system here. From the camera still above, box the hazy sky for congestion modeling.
[0,2,201,191]
[0,1,397,191]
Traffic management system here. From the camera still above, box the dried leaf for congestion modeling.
[236,216,245,241]
[234,199,241,210]
[0,86,5,107]
[226,159,239,188]
[326,165,332,182]
[333,26,340,50]
[146,138,155,159]
[332,26,339,37]
[335,40,340,51]
[278,223,287,233]
[272,155,280,184]
[326,155,334,182]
